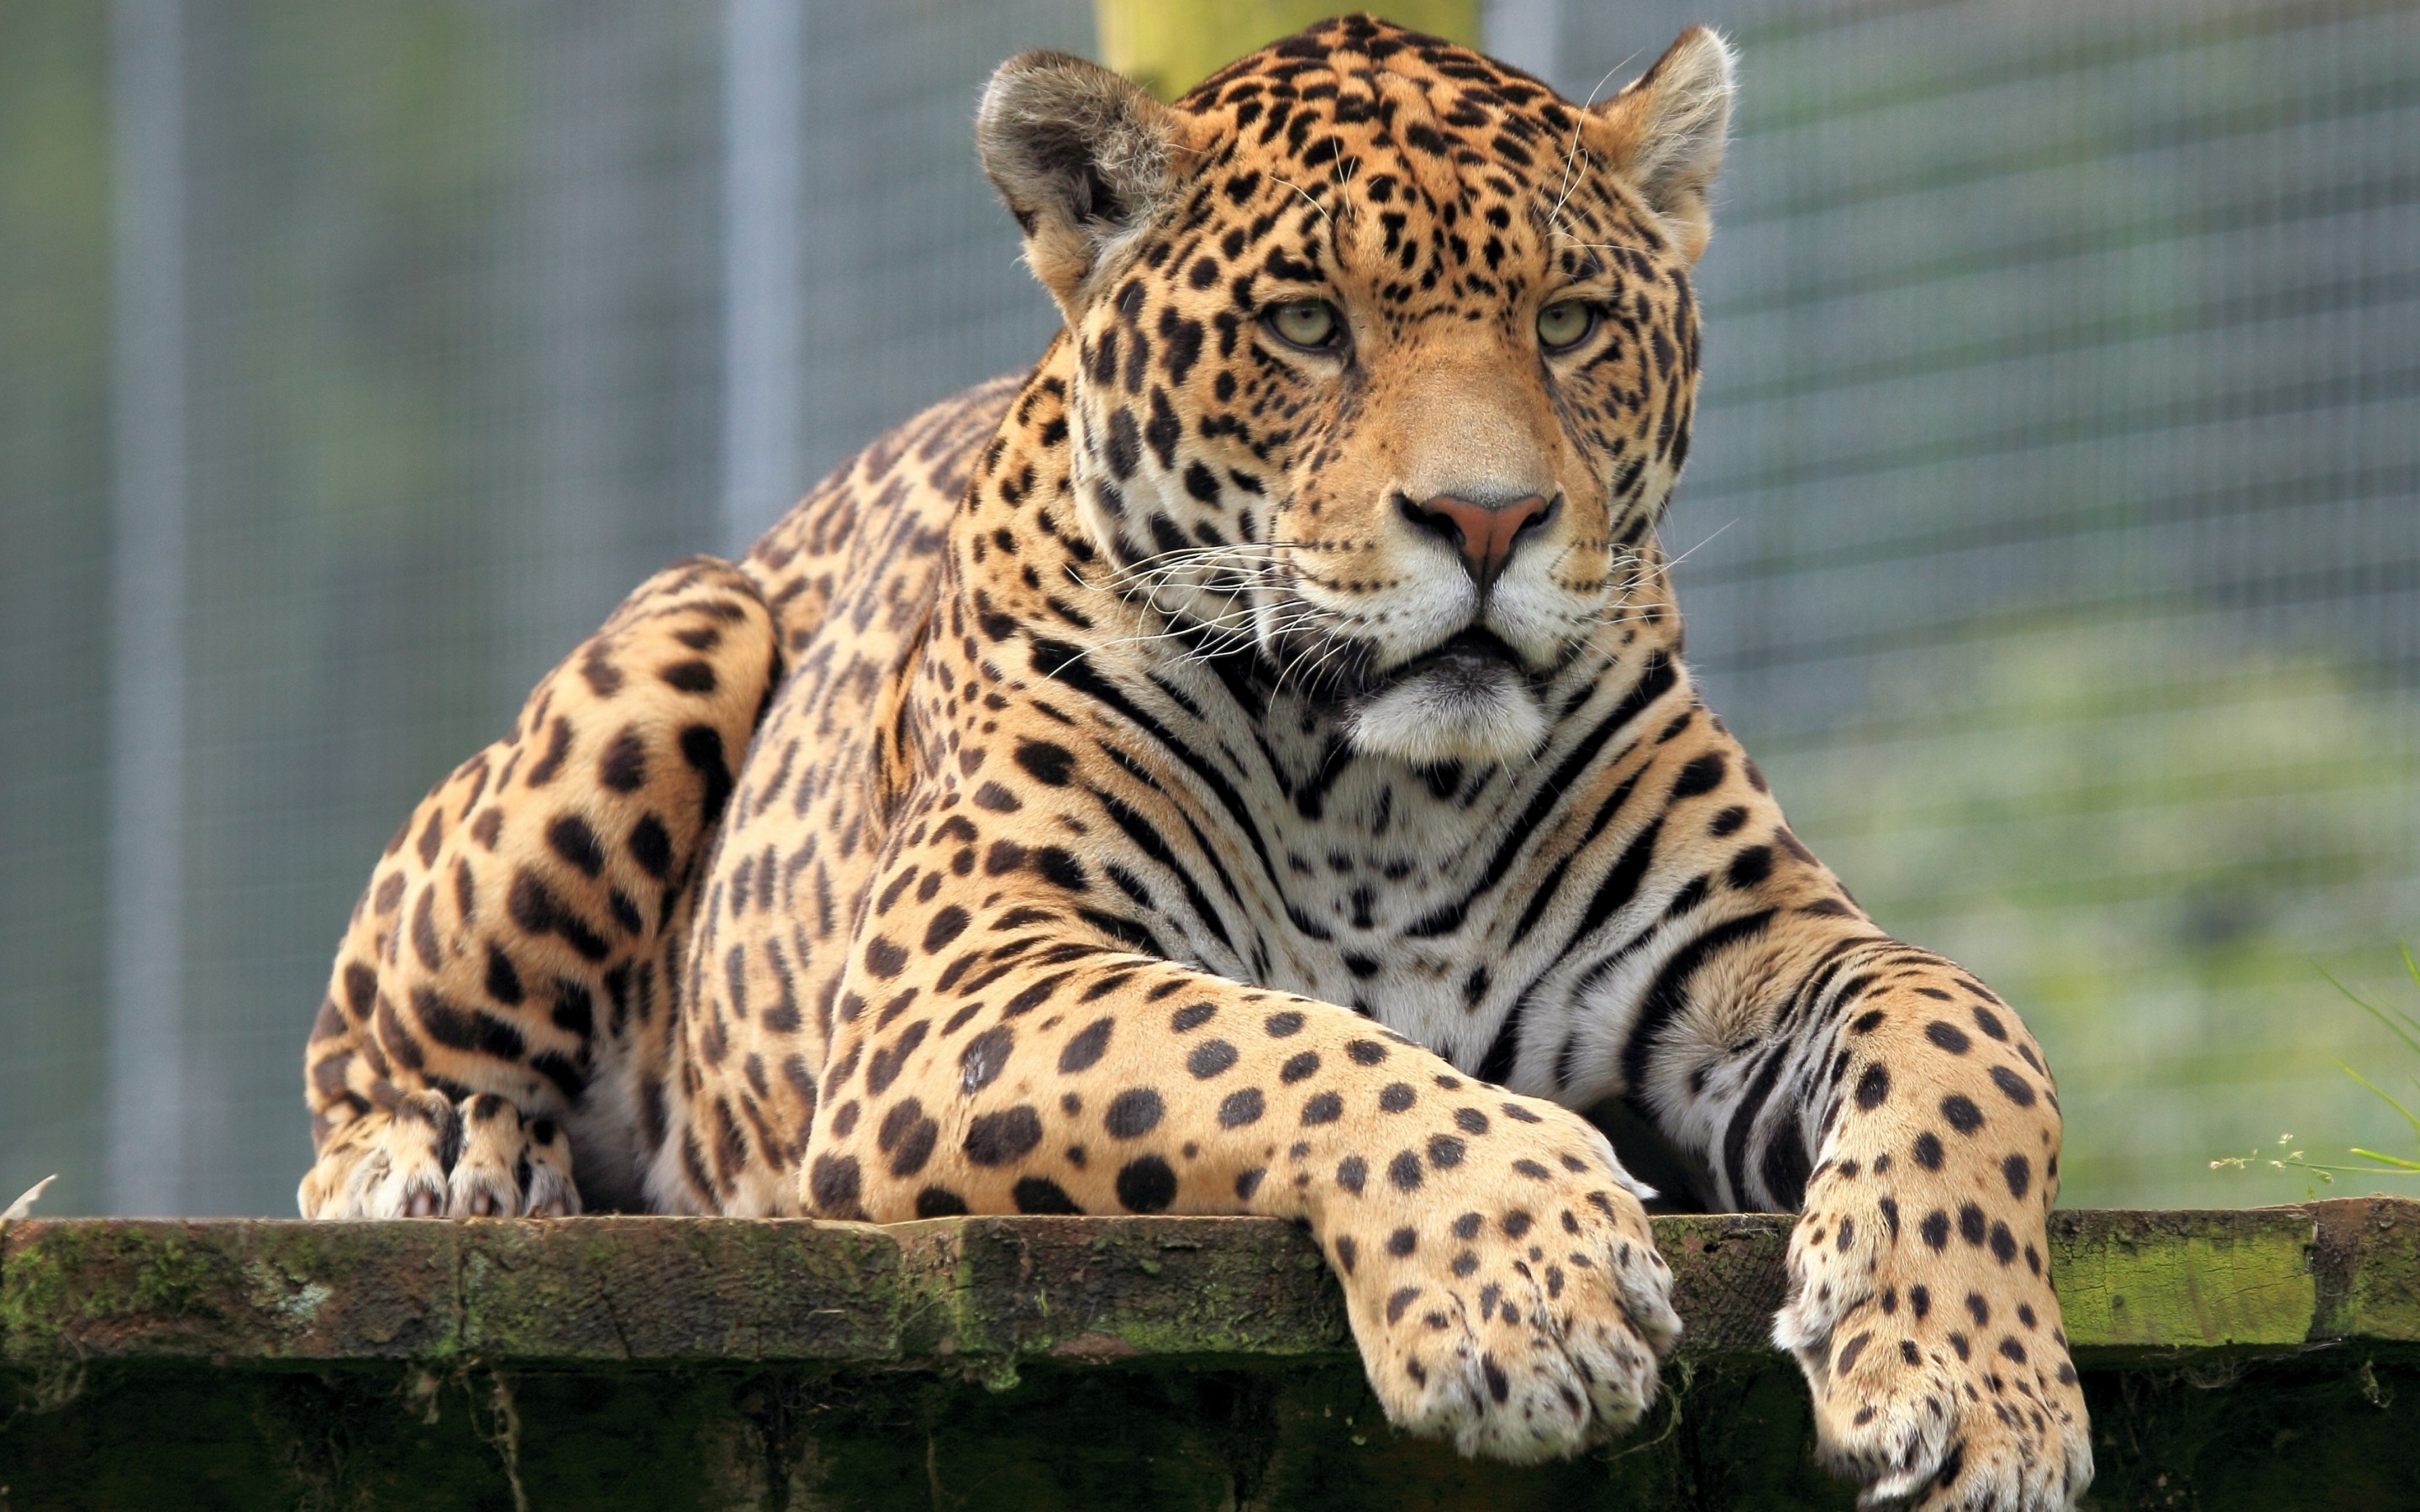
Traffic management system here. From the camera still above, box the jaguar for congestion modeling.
[297,17,2092,1506]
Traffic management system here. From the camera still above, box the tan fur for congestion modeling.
[297,19,2088,1506]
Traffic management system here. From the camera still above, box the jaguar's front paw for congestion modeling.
[446,1093,580,1216]
[1322,1096,1681,1463]
[301,1090,580,1218]
[1776,1181,2091,1509]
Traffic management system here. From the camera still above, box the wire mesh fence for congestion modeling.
[0,0,2412,1215]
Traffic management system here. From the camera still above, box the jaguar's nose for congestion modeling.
[1397,491,1556,591]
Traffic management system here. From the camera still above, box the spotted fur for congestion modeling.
[299,18,2089,1505]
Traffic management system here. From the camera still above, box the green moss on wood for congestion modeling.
[2051,1209,2318,1354]
[5,1204,2417,1509]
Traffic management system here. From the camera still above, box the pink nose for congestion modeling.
[1399,492,1555,589]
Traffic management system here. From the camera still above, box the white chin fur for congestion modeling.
[1347,661,1549,765]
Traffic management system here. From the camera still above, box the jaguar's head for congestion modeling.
[980,15,1732,764]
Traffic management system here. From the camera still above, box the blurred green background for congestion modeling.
[1,0,2413,1215]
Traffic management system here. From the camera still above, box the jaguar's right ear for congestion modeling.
[978,50,1201,322]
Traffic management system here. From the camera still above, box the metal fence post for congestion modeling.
[105,0,189,1217]
[722,0,806,554]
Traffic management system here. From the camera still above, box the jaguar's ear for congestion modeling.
[1581,26,1735,265]
[979,50,1201,320]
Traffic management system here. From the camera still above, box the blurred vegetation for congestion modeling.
[0,2,113,1220]
[1770,618,2420,1207]
[2213,945,2420,1187]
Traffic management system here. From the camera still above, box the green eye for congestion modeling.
[1538,299,1596,352]
[1268,299,1341,350]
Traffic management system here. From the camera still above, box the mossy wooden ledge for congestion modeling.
[3,1202,2416,1509]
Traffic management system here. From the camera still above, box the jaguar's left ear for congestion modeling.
[978,50,1205,322]
[1581,26,1736,265]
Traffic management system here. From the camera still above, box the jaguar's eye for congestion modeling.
[1537,299,1597,353]
[1267,299,1342,351]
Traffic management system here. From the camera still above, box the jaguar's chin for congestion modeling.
[1346,632,1549,765]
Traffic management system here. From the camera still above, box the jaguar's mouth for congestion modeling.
[1344,623,1550,764]
[1399,625,1528,678]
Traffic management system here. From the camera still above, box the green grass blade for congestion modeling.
[2321,964,2420,1058]
[2346,1147,2420,1172]
[2339,1063,2420,1144]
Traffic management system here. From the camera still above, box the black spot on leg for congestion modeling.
[628,816,672,879]
[485,944,523,1005]
[1218,1088,1265,1126]
[1854,1063,1890,1110]
[880,1101,939,1178]
[1115,1155,1178,1212]
[1989,1065,2038,1107]
[914,1187,969,1217]
[1834,1332,1871,1374]
[808,1153,862,1216]
[599,729,646,791]
[1013,1176,1084,1214]
[865,1021,928,1096]
[1060,1017,1113,1073]
[1105,1088,1164,1138]
[1187,1039,1239,1079]
[1942,1095,1985,1134]
[964,1106,1044,1165]
[1913,1131,1944,1170]
[678,725,734,824]
[960,1025,1016,1094]
[923,906,971,953]
[659,659,717,694]
[507,869,610,961]
[1959,1203,1987,1247]
[546,816,605,877]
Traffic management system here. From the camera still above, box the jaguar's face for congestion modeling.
[982,18,1733,763]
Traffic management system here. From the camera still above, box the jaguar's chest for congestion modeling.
[1100,688,1549,1061]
